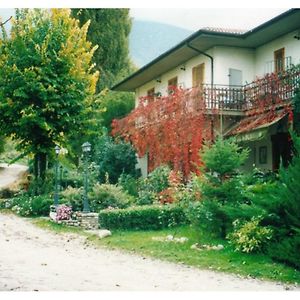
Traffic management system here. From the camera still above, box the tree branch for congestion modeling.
[0,16,12,27]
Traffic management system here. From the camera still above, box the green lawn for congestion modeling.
[32,218,300,285]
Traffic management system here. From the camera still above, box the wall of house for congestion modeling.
[137,153,148,178]
[255,30,300,76]
[213,46,255,85]
[240,137,273,173]
[135,49,214,104]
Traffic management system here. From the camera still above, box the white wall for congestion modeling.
[213,46,255,85]
[255,30,300,76]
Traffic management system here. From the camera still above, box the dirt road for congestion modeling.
[0,213,298,291]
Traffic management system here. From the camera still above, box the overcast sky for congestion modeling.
[0,6,292,32]
[130,8,287,31]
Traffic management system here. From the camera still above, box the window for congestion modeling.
[168,76,178,94]
[274,48,285,73]
[147,87,155,103]
[192,63,205,87]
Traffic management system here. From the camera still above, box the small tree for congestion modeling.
[198,138,249,238]
[0,9,99,183]
[94,133,138,184]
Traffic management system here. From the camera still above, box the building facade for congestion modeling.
[112,9,300,177]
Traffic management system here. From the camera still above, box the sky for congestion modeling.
[0,1,297,33]
[129,8,287,31]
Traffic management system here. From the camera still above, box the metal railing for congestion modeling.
[198,68,300,111]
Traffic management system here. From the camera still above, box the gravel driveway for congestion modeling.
[0,213,299,291]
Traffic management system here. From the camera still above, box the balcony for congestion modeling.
[199,68,300,113]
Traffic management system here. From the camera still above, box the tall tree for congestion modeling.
[71,8,134,91]
[0,9,99,181]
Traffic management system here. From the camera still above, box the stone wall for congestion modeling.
[50,207,99,230]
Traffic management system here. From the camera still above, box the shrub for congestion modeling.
[10,194,52,217]
[99,204,187,230]
[60,186,83,211]
[227,217,273,253]
[137,165,171,205]
[89,183,134,211]
[117,173,139,197]
[94,134,138,184]
[56,204,72,221]
[268,234,300,269]
[196,138,249,238]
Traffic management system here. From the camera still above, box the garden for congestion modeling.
[1,133,300,285]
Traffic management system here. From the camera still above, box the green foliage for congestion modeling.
[89,183,134,211]
[137,165,171,205]
[94,134,138,184]
[7,193,52,216]
[99,204,187,230]
[268,234,300,269]
[60,186,83,211]
[96,91,135,131]
[195,138,249,238]
[201,138,249,177]
[71,8,134,91]
[117,173,139,197]
[227,217,273,253]
[0,9,98,179]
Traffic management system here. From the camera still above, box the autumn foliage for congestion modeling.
[112,87,213,177]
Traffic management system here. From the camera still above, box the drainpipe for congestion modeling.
[186,42,219,140]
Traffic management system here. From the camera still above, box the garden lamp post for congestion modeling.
[54,145,60,207]
[82,142,91,213]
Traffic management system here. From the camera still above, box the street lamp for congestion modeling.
[54,145,60,207]
[82,142,91,213]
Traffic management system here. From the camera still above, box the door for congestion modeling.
[271,132,292,171]
[274,48,285,73]
[229,68,242,86]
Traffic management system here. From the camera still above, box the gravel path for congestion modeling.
[0,163,27,189]
[0,213,299,291]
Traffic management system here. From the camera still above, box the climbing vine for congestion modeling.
[112,87,212,177]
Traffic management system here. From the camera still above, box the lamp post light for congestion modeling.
[54,145,60,207]
[82,142,91,213]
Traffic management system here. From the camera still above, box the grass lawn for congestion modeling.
[32,218,300,285]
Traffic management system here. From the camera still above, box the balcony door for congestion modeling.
[229,68,242,86]
[274,48,285,73]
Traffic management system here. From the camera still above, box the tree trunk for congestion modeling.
[32,152,48,195]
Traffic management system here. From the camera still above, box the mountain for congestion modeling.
[129,20,193,67]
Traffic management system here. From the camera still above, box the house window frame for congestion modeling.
[274,47,285,73]
[167,76,178,94]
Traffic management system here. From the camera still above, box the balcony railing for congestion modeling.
[199,68,300,112]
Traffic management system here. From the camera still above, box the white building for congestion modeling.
[112,9,300,177]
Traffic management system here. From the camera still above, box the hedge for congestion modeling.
[99,204,187,230]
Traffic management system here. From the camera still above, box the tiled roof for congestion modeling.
[226,110,288,136]
[201,27,247,35]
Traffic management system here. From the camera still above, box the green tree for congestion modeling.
[94,133,138,184]
[71,8,134,91]
[0,9,99,182]
[197,138,249,238]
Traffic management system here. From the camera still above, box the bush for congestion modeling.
[227,217,273,253]
[94,134,138,184]
[269,234,300,269]
[60,186,83,211]
[89,183,134,211]
[9,194,52,217]
[117,173,139,197]
[56,204,72,221]
[137,165,171,205]
[99,204,187,230]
